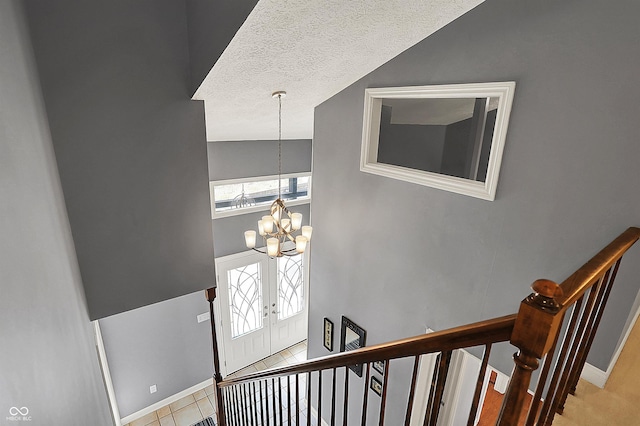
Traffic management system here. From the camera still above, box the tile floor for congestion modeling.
[124,341,308,426]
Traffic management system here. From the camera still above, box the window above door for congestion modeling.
[210,172,312,219]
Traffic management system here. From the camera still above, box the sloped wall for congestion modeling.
[310,0,640,423]
[0,1,112,423]
[25,0,215,319]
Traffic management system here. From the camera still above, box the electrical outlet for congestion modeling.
[150,384,157,394]
[197,312,210,323]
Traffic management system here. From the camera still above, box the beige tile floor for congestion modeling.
[125,341,307,426]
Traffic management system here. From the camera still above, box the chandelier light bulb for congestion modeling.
[302,225,313,241]
[244,230,257,249]
[262,215,274,233]
[295,235,308,253]
[281,218,291,232]
[291,213,302,230]
[267,238,279,257]
[258,220,266,236]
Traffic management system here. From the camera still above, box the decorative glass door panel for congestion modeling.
[227,263,263,338]
[216,250,308,374]
[277,254,304,320]
[217,254,271,373]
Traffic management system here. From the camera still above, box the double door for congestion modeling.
[215,250,308,374]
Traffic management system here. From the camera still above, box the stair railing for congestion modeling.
[497,226,640,425]
[205,226,640,426]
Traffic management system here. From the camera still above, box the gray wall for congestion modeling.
[208,140,312,258]
[310,0,640,423]
[99,291,213,418]
[25,0,216,320]
[186,0,258,94]
[208,140,313,181]
[0,1,112,424]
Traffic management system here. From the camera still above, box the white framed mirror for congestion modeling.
[360,82,516,201]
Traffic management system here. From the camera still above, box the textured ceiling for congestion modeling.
[193,0,484,142]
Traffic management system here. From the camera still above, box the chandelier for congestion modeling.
[243,91,313,257]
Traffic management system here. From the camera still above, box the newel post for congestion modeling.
[206,287,226,426]
[496,279,563,426]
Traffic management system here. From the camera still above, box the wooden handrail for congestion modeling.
[218,314,516,387]
[556,227,640,309]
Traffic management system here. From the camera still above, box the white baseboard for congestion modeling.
[580,362,607,388]
[120,377,214,425]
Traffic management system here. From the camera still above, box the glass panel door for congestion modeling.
[217,253,271,373]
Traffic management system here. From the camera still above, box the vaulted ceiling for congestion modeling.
[193,0,484,142]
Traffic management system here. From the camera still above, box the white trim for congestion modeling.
[360,82,516,201]
[493,369,510,394]
[580,363,607,388]
[93,321,121,426]
[210,172,312,219]
[120,378,213,425]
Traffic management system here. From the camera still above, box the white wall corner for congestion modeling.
[580,362,607,389]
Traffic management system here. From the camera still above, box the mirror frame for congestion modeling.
[360,82,516,201]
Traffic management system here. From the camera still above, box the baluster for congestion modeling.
[568,261,620,396]
[227,387,233,426]
[223,388,232,426]
[250,382,257,426]
[556,271,610,413]
[497,279,564,426]
[429,351,452,425]
[467,345,492,426]
[343,366,349,426]
[423,352,441,425]
[547,280,602,422]
[233,387,240,426]
[241,383,249,426]
[264,380,270,426]
[331,368,337,426]
[288,375,292,426]
[307,372,311,426]
[296,374,300,426]
[318,371,323,426]
[404,356,420,426]
[525,323,562,426]
[361,363,370,426]
[278,377,284,426]
[234,386,242,426]
[535,296,584,425]
[271,378,277,426]
[379,361,390,426]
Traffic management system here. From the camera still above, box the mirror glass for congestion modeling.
[377,97,499,182]
[360,82,516,201]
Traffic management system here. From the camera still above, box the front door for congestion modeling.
[216,250,308,374]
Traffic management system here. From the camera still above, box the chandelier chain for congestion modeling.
[278,93,282,200]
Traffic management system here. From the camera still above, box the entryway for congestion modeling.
[215,250,309,375]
